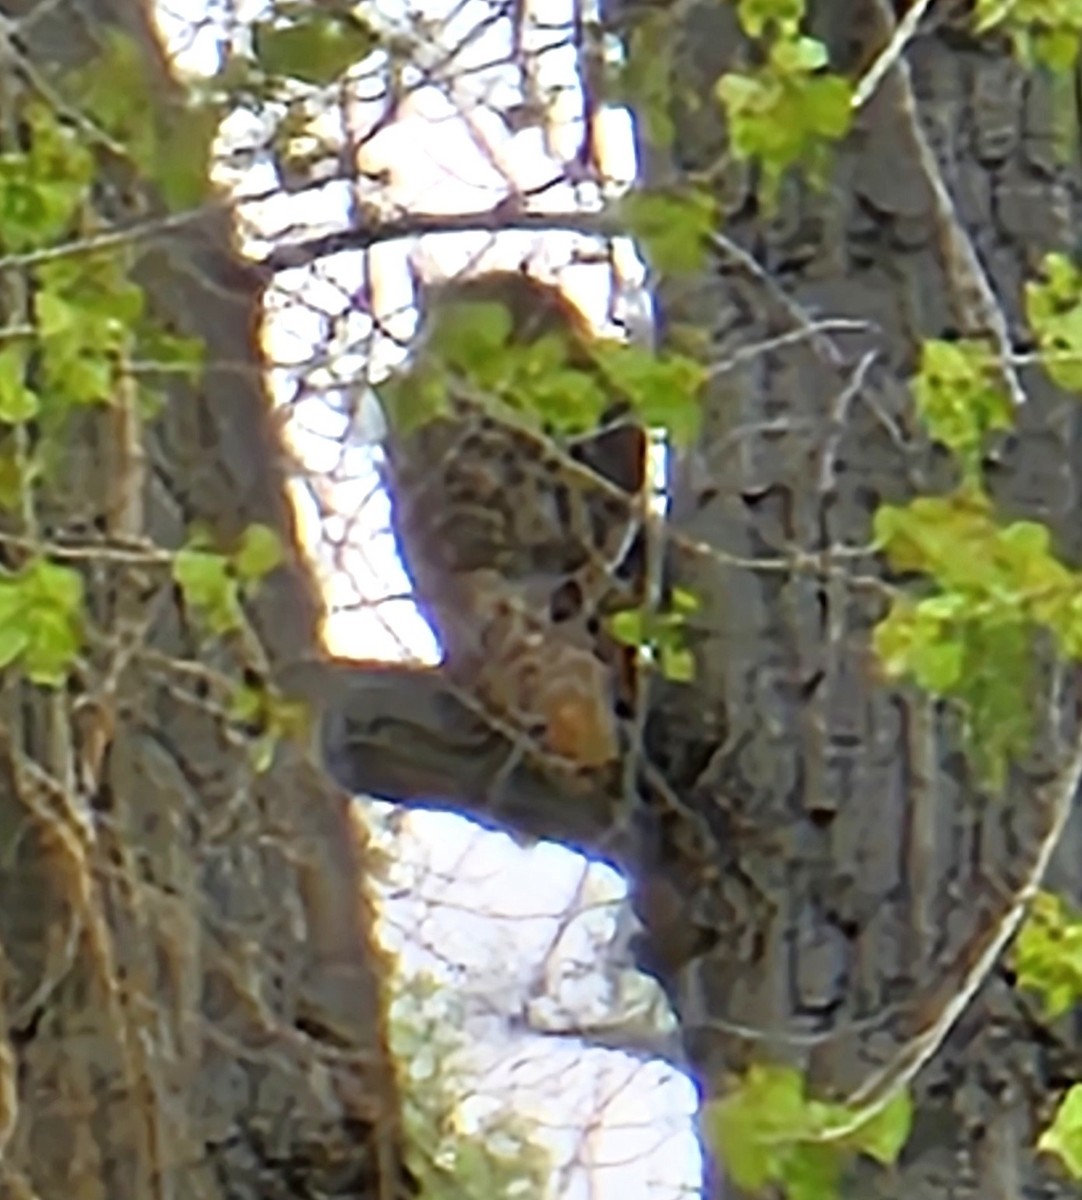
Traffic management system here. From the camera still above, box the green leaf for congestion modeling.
[621,188,716,274]
[735,0,804,39]
[253,13,378,86]
[135,327,206,381]
[592,341,706,445]
[671,586,700,614]
[234,523,285,583]
[0,622,29,671]
[706,1065,807,1191]
[172,547,243,635]
[49,353,116,407]
[26,559,84,612]
[249,732,278,774]
[22,606,82,686]
[848,1088,913,1165]
[772,36,830,74]
[660,644,695,682]
[34,289,77,343]
[0,560,85,686]
[429,301,513,373]
[911,339,1015,474]
[802,72,854,139]
[1034,27,1082,72]
[783,1143,842,1200]
[908,628,964,692]
[0,347,39,424]
[156,101,220,211]
[1039,1084,1082,1179]
[608,610,648,648]
[230,682,265,725]
[1013,891,1082,1019]
[379,366,451,437]
[716,37,853,209]
[1026,252,1082,391]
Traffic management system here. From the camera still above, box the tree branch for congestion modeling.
[288,657,630,858]
[262,208,623,272]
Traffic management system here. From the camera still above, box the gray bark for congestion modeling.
[0,2,409,1197]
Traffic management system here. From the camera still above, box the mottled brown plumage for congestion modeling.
[384,270,650,773]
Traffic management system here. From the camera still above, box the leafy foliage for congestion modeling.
[388,970,550,1200]
[1019,892,1082,1180]
[716,33,853,205]
[172,523,285,637]
[382,296,705,445]
[65,28,220,211]
[39,4,1082,1196]
[1013,890,1082,1020]
[869,250,1082,785]
[703,1063,912,1200]
[1026,251,1082,392]
[974,0,1082,71]
[608,586,700,682]
[0,99,94,251]
[0,85,204,426]
[229,677,312,773]
[252,4,379,87]
[620,188,715,276]
[910,339,1014,481]
[733,0,806,39]
[0,559,85,687]
[0,74,212,692]
[1040,1084,1082,1178]
[170,521,305,768]
[871,491,1082,785]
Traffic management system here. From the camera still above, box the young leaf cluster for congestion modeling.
[230,676,312,774]
[65,29,220,212]
[0,83,206,688]
[1039,1083,1082,1179]
[871,252,1082,785]
[1013,891,1082,1179]
[703,1063,912,1200]
[172,524,308,769]
[974,0,1082,72]
[0,97,204,423]
[252,4,379,88]
[620,189,716,277]
[1025,252,1082,392]
[910,339,1013,482]
[607,586,700,682]
[872,493,1082,786]
[1013,890,1082,1020]
[383,298,705,445]
[0,559,84,687]
[172,523,286,638]
[716,0,853,206]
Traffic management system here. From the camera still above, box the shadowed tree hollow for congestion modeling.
[6,0,1082,1198]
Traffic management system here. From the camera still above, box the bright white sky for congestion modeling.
[154,2,702,1197]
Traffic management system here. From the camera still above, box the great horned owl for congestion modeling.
[381,269,648,771]
[437,568,621,769]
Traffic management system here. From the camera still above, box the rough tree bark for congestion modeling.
[317,2,1082,1198]
[0,2,409,1197]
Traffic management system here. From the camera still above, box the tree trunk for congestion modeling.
[642,3,1082,1195]
[0,2,408,1197]
[320,1,1082,1197]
